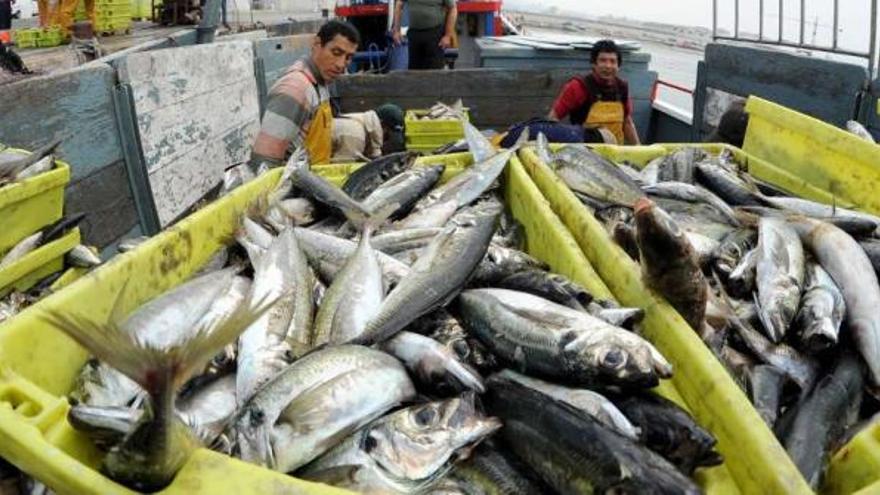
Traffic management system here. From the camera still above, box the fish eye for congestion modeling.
[601,349,626,370]
[415,407,437,426]
[364,433,379,453]
[452,340,470,359]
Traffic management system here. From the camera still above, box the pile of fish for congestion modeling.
[36,124,722,494]
[537,136,880,489]
[417,99,467,121]
[0,139,61,186]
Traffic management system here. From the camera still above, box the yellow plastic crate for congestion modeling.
[0,152,739,494]
[0,148,71,258]
[0,228,80,298]
[519,143,813,495]
[404,108,469,135]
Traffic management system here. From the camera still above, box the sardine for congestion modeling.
[755,217,805,343]
[382,331,485,393]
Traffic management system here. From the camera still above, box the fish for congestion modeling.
[176,373,238,447]
[470,244,549,285]
[275,198,316,226]
[42,213,86,244]
[70,359,146,409]
[382,331,485,393]
[639,156,664,186]
[312,210,391,346]
[608,391,722,474]
[755,216,805,343]
[727,247,758,298]
[68,405,142,448]
[491,269,592,311]
[356,200,500,345]
[271,357,415,473]
[38,268,275,491]
[0,138,62,184]
[695,159,763,206]
[492,369,638,439]
[0,231,42,268]
[218,163,256,197]
[290,161,372,220]
[440,441,548,495]
[294,227,410,288]
[656,147,703,183]
[795,261,845,353]
[749,364,787,428]
[458,288,672,388]
[644,181,739,226]
[117,236,150,253]
[783,352,864,488]
[342,151,420,201]
[360,164,445,220]
[462,117,496,163]
[633,198,708,331]
[590,306,646,330]
[538,136,644,207]
[788,216,880,387]
[15,154,55,181]
[418,309,501,373]
[846,120,875,143]
[66,244,102,268]
[371,227,443,254]
[758,196,880,232]
[232,345,395,467]
[236,231,304,404]
[485,373,702,494]
[301,396,501,494]
[861,239,880,275]
[713,228,758,279]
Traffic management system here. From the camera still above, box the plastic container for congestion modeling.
[0,228,80,298]
[0,152,740,494]
[519,143,813,495]
[0,148,71,259]
[404,108,469,153]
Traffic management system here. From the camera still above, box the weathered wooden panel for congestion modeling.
[65,161,138,248]
[0,64,122,182]
[117,41,261,226]
[255,34,313,88]
[336,68,656,142]
[695,43,866,133]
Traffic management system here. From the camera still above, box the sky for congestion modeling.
[505,0,875,53]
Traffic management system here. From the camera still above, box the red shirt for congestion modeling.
[552,72,633,124]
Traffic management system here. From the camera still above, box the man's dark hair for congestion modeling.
[591,39,621,65]
[317,20,361,47]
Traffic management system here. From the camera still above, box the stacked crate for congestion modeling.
[94,0,132,35]
[12,26,64,48]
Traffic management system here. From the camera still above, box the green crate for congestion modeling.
[95,7,131,18]
[94,0,131,6]
[404,108,470,135]
[12,29,39,43]
[405,131,462,148]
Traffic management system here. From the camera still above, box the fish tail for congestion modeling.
[536,132,554,164]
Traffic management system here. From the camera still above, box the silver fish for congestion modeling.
[271,358,415,473]
[458,288,672,388]
[644,181,739,226]
[15,154,55,181]
[0,138,61,184]
[177,374,238,447]
[302,396,501,494]
[294,227,410,288]
[117,236,150,253]
[357,200,500,345]
[795,261,845,353]
[789,216,880,387]
[755,216,805,343]
[232,345,395,467]
[382,331,485,393]
[0,231,42,268]
[66,244,102,268]
[846,120,875,143]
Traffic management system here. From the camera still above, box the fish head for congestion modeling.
[564,329,672,388]
[365,396,502,482]
[633,199,693,260]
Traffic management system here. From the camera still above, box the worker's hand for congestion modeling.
[392,30,402,46]
[438,34,452,49]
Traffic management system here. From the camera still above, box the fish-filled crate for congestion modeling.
[0,142,742,494]
[404,101,470,152]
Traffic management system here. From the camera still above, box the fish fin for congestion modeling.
[108,279,133,326]
[278,147,309,189]
[536,132,555,165]
[510,126,530,151]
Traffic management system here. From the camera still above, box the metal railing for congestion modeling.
[712,0,878,78]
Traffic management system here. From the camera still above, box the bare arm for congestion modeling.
[392,1,405,44]
[439,4,458,48]
[547,108,561,121]
[624,116,641,145]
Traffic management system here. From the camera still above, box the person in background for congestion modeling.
[548,39,640,145]
[251,20,359,167]
[331,110,383,162]
[706,100,748,147]
[0,0,12,30]
[391,0,457,70]
[375,103,406,154]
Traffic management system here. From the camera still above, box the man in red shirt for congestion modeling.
[548,39,641,145]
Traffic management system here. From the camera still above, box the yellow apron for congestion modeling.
[584,100,625,145]
[305,99,333,164]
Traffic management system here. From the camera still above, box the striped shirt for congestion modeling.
[251,57,331,166]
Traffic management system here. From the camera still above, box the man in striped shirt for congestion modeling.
[252,20,360,167]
